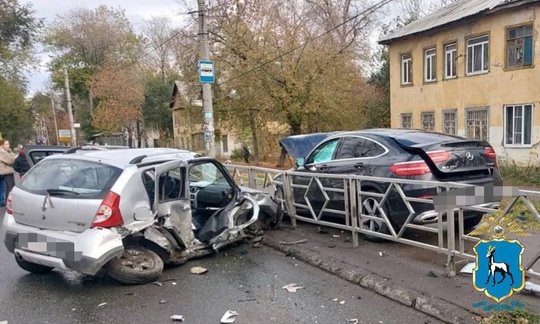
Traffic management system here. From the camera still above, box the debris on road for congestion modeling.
[237,297,257,302]
[460,262,475,275]
[0,321,7,324]
[317,227,329,234]
[97,303,107,307]
[279,239,307,245]
[328,245,336,248]
[348,319,359,324]
[220,310,239,323]
[427,270,438,278]
[172,282,177,286]
[378,251,387,257]
[282,283,304,292]
[332,235,340,238]
[151,281,163,287]
[125,292,135,296]
[249,236,264,244]
[171,314,185,321]
[191,266,208,275]
[340,301,345,304]
[159,300,167,304]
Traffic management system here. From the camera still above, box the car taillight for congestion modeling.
[485,147,497,159]
[91,191,123,228]
[6,194,12,215]
[390,151,450,176]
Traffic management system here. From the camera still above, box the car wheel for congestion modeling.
[462,214,484,233]
[105,246,164,285]
[15,257,54,274]
[360,193,391,243]
[275,186,289,219]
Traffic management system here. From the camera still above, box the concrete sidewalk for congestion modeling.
[260,221,540,324]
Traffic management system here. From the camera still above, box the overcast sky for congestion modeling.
[22,0,188,94]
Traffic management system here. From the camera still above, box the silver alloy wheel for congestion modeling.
[119,249,155,271]
[361,197,384,232]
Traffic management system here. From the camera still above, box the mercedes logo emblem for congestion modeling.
[465,152,474,160]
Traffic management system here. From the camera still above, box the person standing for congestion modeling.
[242,143,251,164]
[0,139,16,202]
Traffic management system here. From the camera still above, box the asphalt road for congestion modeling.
[0,212,440,324]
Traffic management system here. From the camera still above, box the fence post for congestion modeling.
[349,178,359,248]
[446,183,456,277]
[282,172,297,228]
[248,168,256,189]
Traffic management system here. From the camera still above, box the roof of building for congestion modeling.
[378,0,527,45]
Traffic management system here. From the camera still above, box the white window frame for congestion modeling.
[401,113,412,129]
[444,43,457,79]
[466,35,489,75]
[401,54,412,85]
[503,104,533,147]
[424,48,437,82]
[442,109,457,135]
[421,111,435,130]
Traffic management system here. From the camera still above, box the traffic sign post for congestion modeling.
[199,60,215,83]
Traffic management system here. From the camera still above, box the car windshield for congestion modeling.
[19,158,122,199]
[189,161,229,186]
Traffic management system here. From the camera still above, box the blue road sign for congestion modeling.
[199,60,215,83]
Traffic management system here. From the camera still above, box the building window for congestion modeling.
[222,135,229,153]
[467,35,489,75]
[424,48,437,82]
[506,25,533,68]
[401,113,412,128]
[421,112,435,131]
[401,53,412,85]
[443,110,457,135]
[466,108,489,141]
[504,104,533,146]
[444,43,457,79]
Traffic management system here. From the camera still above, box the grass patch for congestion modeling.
[498,155,540,187]
[483,199,540,232]
[478,308,540,323]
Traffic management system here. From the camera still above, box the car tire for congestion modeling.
[360,191,392,243]
[15,257,54,274]
[275,186,289,220]
[105,246,164,285]
[462,214,484,233]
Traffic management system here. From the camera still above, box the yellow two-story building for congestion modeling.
[379,0,539,164]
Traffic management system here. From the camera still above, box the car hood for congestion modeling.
[279,132,338,160]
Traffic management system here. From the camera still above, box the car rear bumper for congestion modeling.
[2,213,124,276]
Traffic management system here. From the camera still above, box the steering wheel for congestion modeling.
[160,175,178,199]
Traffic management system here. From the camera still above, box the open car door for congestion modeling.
[187,159,260,250]
[152,160,193,249]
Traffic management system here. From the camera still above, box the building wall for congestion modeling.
[388,5,540,164]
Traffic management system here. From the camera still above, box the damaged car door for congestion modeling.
[188,159,260,250]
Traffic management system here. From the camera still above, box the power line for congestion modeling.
[217,0,395,86]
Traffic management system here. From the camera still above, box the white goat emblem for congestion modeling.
[485,245,514,287]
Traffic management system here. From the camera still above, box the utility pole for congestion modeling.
[63,67,77,146]
[197,0,216,157]
[50,93,59,145]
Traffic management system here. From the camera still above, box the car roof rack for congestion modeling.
[64,146,82,154]
[129,155,148,164]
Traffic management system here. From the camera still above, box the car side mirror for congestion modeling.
[296,157,305,168]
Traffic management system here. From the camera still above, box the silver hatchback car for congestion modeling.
[2,148,281,284]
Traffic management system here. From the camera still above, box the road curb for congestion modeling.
[262,236,479,324]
